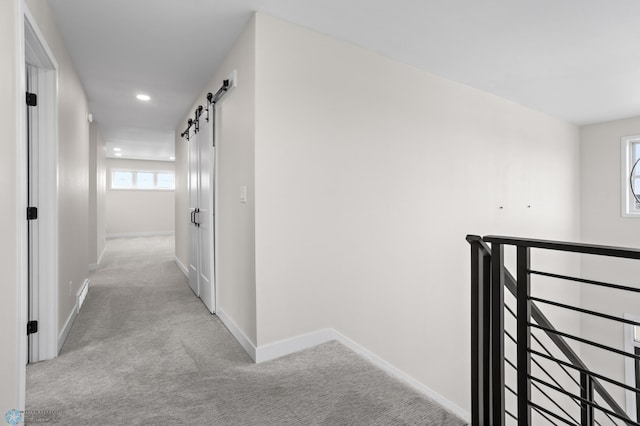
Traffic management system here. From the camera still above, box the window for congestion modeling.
[156,173,175,189]
[111,171,134,189]
[110,170,175,190]
[136,172,155,189]
[621,135,640,217]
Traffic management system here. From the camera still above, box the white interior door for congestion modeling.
[186,113,217,313]
[26,64,40,363]
[197,116,215,313]
[187,129,199,296]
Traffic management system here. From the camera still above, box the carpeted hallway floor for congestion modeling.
[26,236,466,425]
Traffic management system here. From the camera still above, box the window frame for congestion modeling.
[621,135,640,217]
[109,169,175,191]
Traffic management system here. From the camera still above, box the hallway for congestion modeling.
[26,237,464,425]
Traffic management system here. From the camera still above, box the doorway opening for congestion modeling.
[24,7,59,364]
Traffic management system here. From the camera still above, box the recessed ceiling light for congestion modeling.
[136,94,150,101]
[113,147,121,152]
[169,156,175,160]
[114,153,122,157]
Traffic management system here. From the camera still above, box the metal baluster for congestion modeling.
[491,243,506,426]
[517,246,531,426]
[580,373,594,426]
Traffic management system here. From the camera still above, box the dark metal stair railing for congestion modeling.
[467,235,639,426]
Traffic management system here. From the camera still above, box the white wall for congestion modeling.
[106,158,175,237]
[0,0,25,414]
[25,0,90,354]
[175,16,257,343]
[89,121,106,267]
[580,116,640,410]
[173,11,583,416]
[253,14,582,413]
[0,0,90,412]
[581,116,640,246]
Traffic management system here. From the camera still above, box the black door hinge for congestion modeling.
[26,92,37,107]
[27,321,38,335]
[27,206,38,220]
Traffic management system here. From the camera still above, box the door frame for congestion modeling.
[23,5,59,363]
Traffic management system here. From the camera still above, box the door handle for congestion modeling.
[195,208,200,227]
[190,210,195,225]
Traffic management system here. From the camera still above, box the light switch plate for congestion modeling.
[228,70,238,88]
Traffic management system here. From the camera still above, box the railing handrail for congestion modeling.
[466,234,629,422]
[483,235,640,259]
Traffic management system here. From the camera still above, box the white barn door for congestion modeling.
[187,128,199,297]
[187,113,216,313]
[197,115,215,312]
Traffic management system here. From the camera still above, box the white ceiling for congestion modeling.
[49,0,640,160]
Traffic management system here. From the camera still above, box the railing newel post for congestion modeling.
[470,239,481,425]
[470,236,491,426]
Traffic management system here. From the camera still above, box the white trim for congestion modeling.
[216,309,257,361]
[621,135,640,217]
[213,143,219,314]
[244,327,470,422]
[77,279,90,311]
[23,7,57,69]
[24,3,59,364]
[16,0,27,412]
[175,256,189,277]
[331,330,470,423]
[57,300,78,353]
[58,278,90,351]
[255,329,334,363]
[106,231,174,239]
[89,247,106,271]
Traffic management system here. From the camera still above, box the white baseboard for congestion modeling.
[216,309,257,362]
[58,302,78,353]
[331,330,470,423]
[58,278,91,352]
[175,257,188,278]
[255,329,334,363]
[89,247,107,271]
[106,231,174,239]
[235,326,469,422]
[77,279,90,311]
